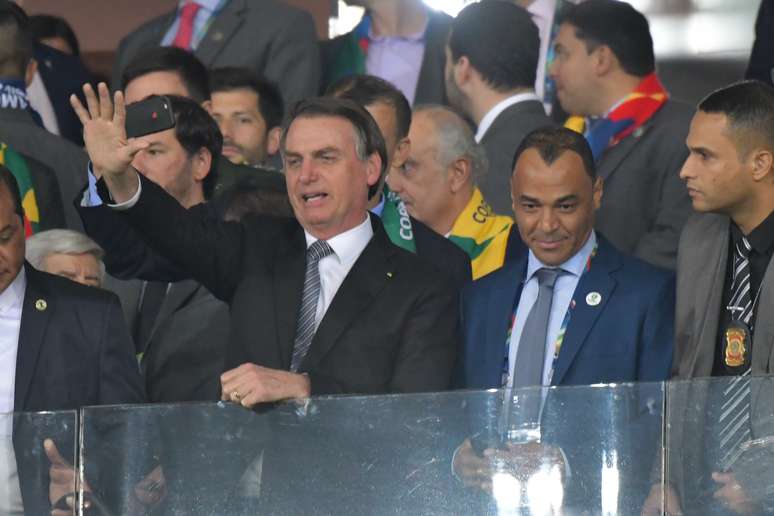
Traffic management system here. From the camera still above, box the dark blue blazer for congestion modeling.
[459,235,675,388]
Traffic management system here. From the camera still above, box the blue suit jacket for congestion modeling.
[459,236,675,388]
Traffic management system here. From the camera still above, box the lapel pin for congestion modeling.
[211,31,224,42]
[387,272,393,278]
[586,292,601,306]
[633,127,645,138]
[35,299,47,311]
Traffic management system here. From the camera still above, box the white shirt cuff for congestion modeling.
[108,173,142,210]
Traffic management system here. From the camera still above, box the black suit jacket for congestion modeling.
[746,0,774,86]
[115,175,458,395]
[13,264,145,514]
[320,8,452,105]
[411,215,472,287]
[479,99,554,213]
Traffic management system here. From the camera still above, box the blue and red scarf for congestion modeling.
[565,73,668,160]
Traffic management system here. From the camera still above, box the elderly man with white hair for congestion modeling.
[25,229,105,287]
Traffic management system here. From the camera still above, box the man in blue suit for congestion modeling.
[454,127,674,512]
[459,126,674,389]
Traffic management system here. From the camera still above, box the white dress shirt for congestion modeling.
[475,91,543,143]
[507,231,596,387]
[304,216,373,331]
[0,267,26,516]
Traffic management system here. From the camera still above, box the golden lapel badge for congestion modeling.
[35,299,47,311]
[724,322,748,367]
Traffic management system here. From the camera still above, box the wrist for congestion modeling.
[294,372,311,398]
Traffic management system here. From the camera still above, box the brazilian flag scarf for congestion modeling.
[565,72,668,160]
[448,188,513,280]
[0,142,39,236]
[326,15,371,89]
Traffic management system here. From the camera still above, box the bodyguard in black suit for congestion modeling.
[73,86,458,405]
[0,166,144,514]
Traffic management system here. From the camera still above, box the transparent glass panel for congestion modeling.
[2,410,77,515]
[81,383,664,515]
[664,375,774,516]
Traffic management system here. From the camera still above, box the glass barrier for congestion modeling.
[80,383,665,515]
[663,376,774,516]
[1,410,78,515]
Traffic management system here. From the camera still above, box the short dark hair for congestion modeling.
[280,97,388,199]
[449,1,539,91]
[212,173,293,221]
[209,67,284,129]
[163,95,224,199]
[121,47,210,103]
[512,126,596,179]
[0,165,24,218]
[29,14,79,56]
[558,0,655,77]
[699,80,774,159]
[0,1,32,78]
[326,74,412,140]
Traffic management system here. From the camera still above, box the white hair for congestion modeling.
[25,229,105,283]
[413,104,489,183]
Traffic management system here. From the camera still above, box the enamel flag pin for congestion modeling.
[586,292,602,306]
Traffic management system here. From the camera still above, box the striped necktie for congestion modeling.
[290,240,334,372]
[718,236,754,470]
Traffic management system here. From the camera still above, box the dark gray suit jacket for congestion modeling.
[674,213,774,379]
[105,276,230,403]
[665,212,774,513]
[0,108,87,230]
[595,100,694,270]
[111,0,320,106]
[479,99,554,214]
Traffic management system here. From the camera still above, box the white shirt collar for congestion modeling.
[526,231,597,281]
[177,0,221,11]
[527,0,556,22]
[475,91,543,142]
[0,267,25,316]
[304,215,374,267]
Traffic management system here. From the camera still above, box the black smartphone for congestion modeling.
[125,95,176,139]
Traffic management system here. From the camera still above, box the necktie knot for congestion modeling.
[180,1,201,19]
[535,267,562,289]
[307,240,334,264]
[736,236,752,259]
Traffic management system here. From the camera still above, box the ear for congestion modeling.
[267,127,282,156]
[192,147,213,183]
[201,99,212,113]
[454,55,474,88]
[592,176,604,209]
[391,137,411,169]
[365,152,383,189]
[592,45,615,77]
[448,157,472,194]
[24,59,38,88]
[749,148,774,182]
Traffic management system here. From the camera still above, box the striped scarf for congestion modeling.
[0,143,39,236]
[448,188,513,280]
[565,72,668,160]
